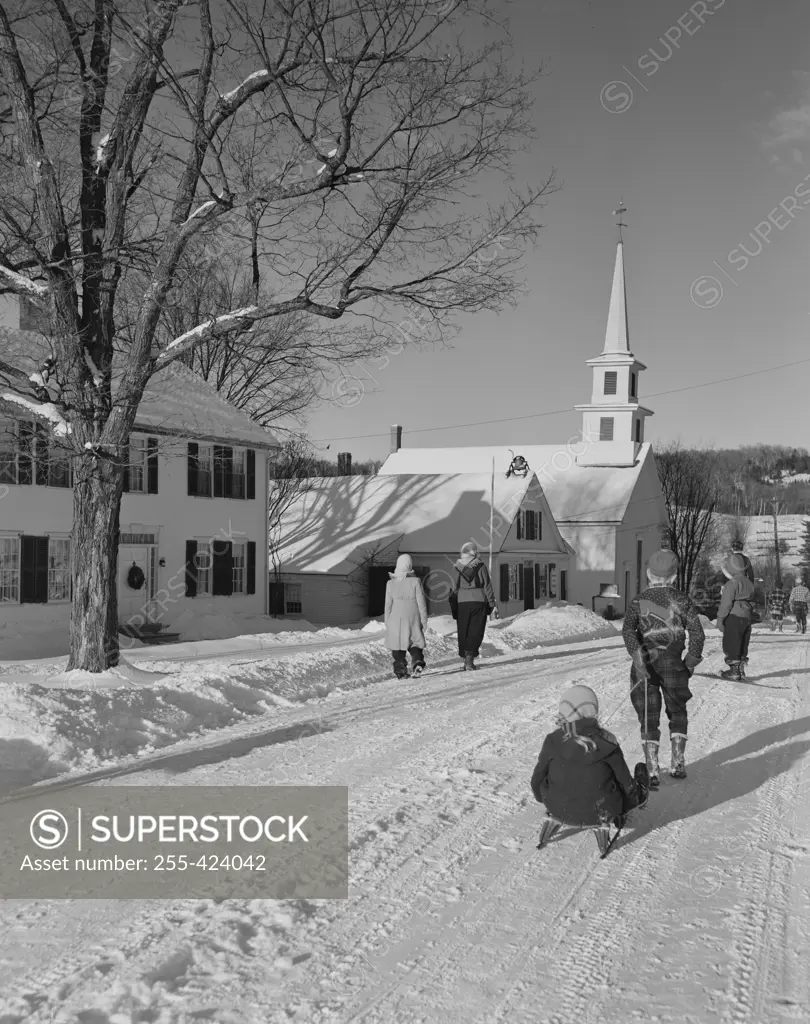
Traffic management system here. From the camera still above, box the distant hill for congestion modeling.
[676,445,810,515]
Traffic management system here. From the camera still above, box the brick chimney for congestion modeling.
[337,452,352,475]
[390,424,402,453]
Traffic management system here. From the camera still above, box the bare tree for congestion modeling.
[268,437,316,590]
[656,443,719,595]
[0,0,552,671]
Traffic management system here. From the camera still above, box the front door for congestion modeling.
[118,545,151,624]
[523,564,534,611]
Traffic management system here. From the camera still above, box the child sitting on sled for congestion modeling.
[530,684,649,856]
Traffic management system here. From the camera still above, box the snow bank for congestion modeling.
[167,611,322,643]
[487,603,619,650]
[0,605,619,787]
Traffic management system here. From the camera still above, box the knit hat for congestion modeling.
[391,553,413,579]
[557,684,599,723]
[647,549,679,579]
[722,552,747,577]
[460,541,478,557]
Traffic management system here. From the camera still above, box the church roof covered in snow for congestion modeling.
[274,471,569,575]
[0,327,279,449]
[378,444,654,523]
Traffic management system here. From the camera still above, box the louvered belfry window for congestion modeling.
[599,417,614,441]
[604,371,617,395]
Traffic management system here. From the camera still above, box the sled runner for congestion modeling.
[536,763,649,859]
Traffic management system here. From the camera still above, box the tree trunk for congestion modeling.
[67,458,125,671]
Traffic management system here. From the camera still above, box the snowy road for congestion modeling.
[2,630,810,1023]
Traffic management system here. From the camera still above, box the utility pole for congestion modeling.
[771,498,782,581]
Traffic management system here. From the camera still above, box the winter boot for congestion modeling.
[594,825,612,857]
[720,661,742,681]
[633,762,650,809]
[464,654,477,671]
[536,816,562,849]
[740,658,749,679]
[642,740,660,789]
[411,663,424,677]
[670,733,687,779]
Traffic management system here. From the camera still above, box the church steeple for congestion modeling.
[574,212,654,468]
[603,240,630,355]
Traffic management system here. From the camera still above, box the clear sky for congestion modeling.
[301,0,810,463]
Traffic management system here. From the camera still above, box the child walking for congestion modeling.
[384,554,428,679]
[717,553,756,681]
[531,685,649,856]
[769,579,786,632]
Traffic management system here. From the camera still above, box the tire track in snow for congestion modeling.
[5,647,615,1023]
[721,639,810,1024]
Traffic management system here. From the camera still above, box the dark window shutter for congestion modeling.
[500,563,509,602]
[604,371,617,395]
[147,437,158,493]
[21,535,48,603]
[122,445,130,492]
[246,540,256,594]
[537,512,542,541]
[185,540,198,597]
[534,563,541,596]
[187,443,199,496]
[599,417,614,441]
[246,449,256,500]
[212,540,233,596]
[516,512,523,540]
[223,447,233,498]
[34,425,48,485]
[18,421,33,485]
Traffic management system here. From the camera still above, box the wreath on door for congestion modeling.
[127,563,146,590]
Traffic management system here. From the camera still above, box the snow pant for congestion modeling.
[630,662,692,742]
[456,601,489,657]
[722,614,751,663]
[392,647,425,675]
[794,603,807,632]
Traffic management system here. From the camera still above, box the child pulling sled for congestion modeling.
[530,685,649,858]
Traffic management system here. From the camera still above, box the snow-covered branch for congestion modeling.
[1,392,71,436]
[219,70,272,106]
[154,306,261,369]
[0,266,49,301]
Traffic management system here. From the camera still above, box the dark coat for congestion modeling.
[530,720,638,826]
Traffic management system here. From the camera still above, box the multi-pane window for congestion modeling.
[599,417,614,441]
[286,583,302,614]
[194,542,212,596]
[0,419,16,485]
[231,450,246,499]
[196,445,214,496]
[0,419,71,487]
[232,542,246,594]
[188,444,255,499]
[0,537,20,602]
[508,564,521,600]
[516,510,542,541]
[128,438,147,492]
[48,537,71,601]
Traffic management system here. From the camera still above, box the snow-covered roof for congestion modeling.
[379,444,653,523]
[274,472,555,574]
[0,327,279,449]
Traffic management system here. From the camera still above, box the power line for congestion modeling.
[312,354,810,445]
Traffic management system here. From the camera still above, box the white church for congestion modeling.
[378,236,669,614]
[273,236,669,623]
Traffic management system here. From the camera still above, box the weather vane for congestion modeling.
[613,199,627,243]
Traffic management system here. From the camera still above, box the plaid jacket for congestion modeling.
[769,588,786,613]
[623,585,705,674]
[789,584,810,607]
